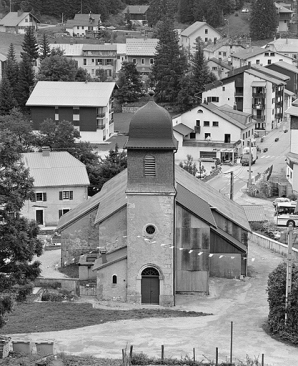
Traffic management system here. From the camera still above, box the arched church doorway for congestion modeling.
[141,267,160,304]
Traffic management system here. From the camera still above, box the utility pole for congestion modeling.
[229,171,234,200]
[285,223,293,325]
[81,0,83,14]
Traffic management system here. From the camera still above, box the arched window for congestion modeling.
[112,275,117,284]
[144,155,156,176]
[197,109,203,113]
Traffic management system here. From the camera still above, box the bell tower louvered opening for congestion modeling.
[144,154,156,177]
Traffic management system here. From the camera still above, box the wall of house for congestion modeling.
[202,82,235,108]
[231,51,293,69]
[209,254,241,278]
[79,265,97,280]
[60,208,99,266]
[267,65,297,95]
[290,116,298,154]
[207,60,230,80]
[176,205,209,293]
[96,259,127,301]
[182,27,221,53]
[17,15,38,33]
[21,185,88,227]
[31,107,56,129]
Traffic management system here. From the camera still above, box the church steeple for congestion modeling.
[125,92,177,194]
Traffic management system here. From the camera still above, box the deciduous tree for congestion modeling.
[179,155,198,176]
[250,0,278,40]
[116,61,143,104]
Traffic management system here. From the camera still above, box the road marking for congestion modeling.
[260,155,273,159]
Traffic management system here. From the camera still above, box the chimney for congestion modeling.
[41,146,50,157]
[100,249,107,264]
[17,9,23,17]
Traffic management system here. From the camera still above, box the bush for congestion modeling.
[39,281,61,289]
[267,262,298,344]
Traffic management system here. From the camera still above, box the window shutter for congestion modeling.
[144,155,156,176]
[43,193,47,201]
[59,210,63,218]
[70,191,73,200]
[30,193,36,202]
[59,191,62,200]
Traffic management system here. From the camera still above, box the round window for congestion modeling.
[145,225,156,235]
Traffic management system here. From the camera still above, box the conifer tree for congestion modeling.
[150,17,187,103]
[39,32,51,60]
[0,76,18,115]
[21,26,39,62]
[116,61,143,104]
[5,43,19,100]
[250,0,278,40]
[17,53,35,109]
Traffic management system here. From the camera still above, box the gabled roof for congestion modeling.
[208,58,233,70]
[92,246,127,271]
[241,205,266,222]
[231,47,265,60]
[211,226,247,252]
[181,21,220,37]
[126,38,158,56]
[267,38,298,53]
[22,151,89,188]
[0,52,6,62]
[267,61,298,75]
[122,5,149,14]
[0,11,40,26]
[65,13,101,27]
[245,68,287,86]
[26,81,116,107]
[57,169,127,231]
[252,65,290,82]
[173,123,193,136]
[82,44,117,51]
[218,105,253,127]
[175,165,251,231]
[275,2,293,13]
[204,39,245,53]
[49,43,84,56]
[285,105,298,116]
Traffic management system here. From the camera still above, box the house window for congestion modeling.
[272,98,275,104]
[197,109,203,113]
[83,59,87,65]
[59,209,70,218]
[224,134,231,143]
[91,59,94,63]
[205,133,211,140]
[213,121,219,127]
[59,191,73,200]
[73,107,80,121]
[205,29,208,34]
[205,38,208,42]
[223,52,226,57]
[144,155,156,176]
[149,58,154,64]
[35,192,47,202]
[204,121,210,126]
[55,106,59,121]
[219,52,221,55]
[112,275,117,284]
[270,52,275,56]
[196,120,200,126]
[141,58,145,64]
[207,96,219,102]
[243,134,245,140]
[132,58,137,64]
[256,60,260,64]
[222,87,225,91]
[268,60,271,64]
[25,18,28,22]
[91,69,94,74]
[106,59,112,65]
[189,132,196,139]
[265,52,269,56]
[77,26,79,29]
[212,67,217,71]
[96,59,103,65]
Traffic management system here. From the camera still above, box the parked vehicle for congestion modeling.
[260,137,264,143]
[273,201,298,226]
[273,197,290,207]
[275,137,279,142]
[240,140,258,166]
[263,148,268,153]
[284,129,288,133]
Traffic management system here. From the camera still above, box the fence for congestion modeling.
[249,232,298,262]
[35,277,79,295]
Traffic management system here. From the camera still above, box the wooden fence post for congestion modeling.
[193,348,195,362]
[161,345,164,363]
[215,347,218,366]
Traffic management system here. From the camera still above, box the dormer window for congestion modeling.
[144,155,156,176]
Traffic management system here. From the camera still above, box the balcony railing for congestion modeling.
[183,140,235,148]
[97,124,105,130]
[109,118,114,125]
[253,116,266,121]
[252,104,265,110]
[234,92,243,97]
[97,112,105,118]
[275,113,283,119]
[252,92,266,98]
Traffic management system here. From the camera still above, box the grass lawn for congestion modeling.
[0,299,210,334]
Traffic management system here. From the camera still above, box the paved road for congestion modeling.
[34,249,68,279]
[13,241,296,366]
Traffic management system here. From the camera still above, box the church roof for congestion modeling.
[125,99,178,150]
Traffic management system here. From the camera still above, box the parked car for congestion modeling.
[284,129,288,133]
[260,137,264,143]
[275,137,279,142]
[263,148,268,152]
[241,8,249,13]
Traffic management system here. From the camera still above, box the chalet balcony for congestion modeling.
[96,112,105,118]
[252,92,266,98]
[253,116,266,121]
[183,140,235,148]
[97,124,105,130]
[234,92,243,97]
[252,103,265,110]
[275,113,283,119]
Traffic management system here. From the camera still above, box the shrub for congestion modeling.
[39,281,61,289]
[267,262,298,344]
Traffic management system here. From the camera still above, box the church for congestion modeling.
[57,96,251,307]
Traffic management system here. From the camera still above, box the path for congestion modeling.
[34,249,68,279]
[12,241,296,366]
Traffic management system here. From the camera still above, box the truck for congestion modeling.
[240,140,258,166]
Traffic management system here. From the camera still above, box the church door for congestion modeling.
[141,267,160,304]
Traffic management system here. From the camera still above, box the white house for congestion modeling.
[21,148,90,232]
[275,2,293,33]
[65,13,101,37]
[180,21,221,55]
[203,38,245,61]
[0,10,39,34]
[266,38,298,62]
[172,102,255,164]
[207,58,233,80]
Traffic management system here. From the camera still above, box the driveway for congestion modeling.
[13,241,296,366]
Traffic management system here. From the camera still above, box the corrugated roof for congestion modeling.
[173,123,193,136]
[26,81,116,107]
[0,11,40,26]
[117,43,126,54]
[245,69,287,86]
[241,205,266,222]
[208,58,233,70]
[285,105,298,116]
[231,47,265,60]
[176,183,217,228]
[252,65,290,82]
[275,3,293,12]
[287,152,298,164]
[22,151,89,187]
[267,38,298,53]
[218,105,253,126]
[211,226,247,252]
[267,61,298,74]
[122,5,149,14]
[49,43,84,56]
[175,165,251,231]
[66,13,101,27]
[0,52,6,62]
[181,21,206,37]
[126,38,158,56]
